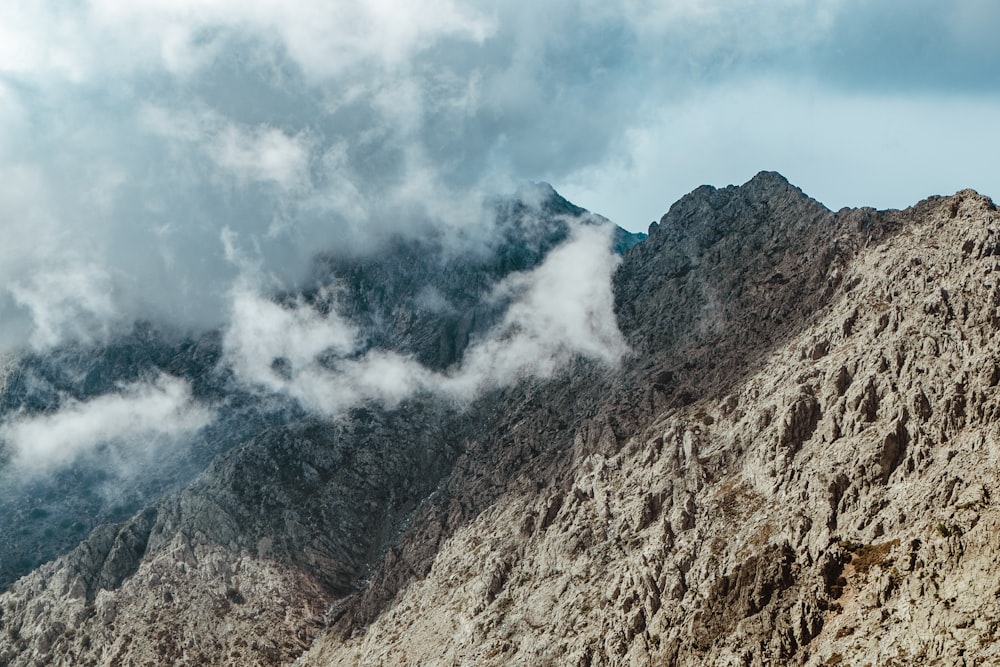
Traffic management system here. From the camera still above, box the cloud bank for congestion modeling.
[0,374,213,475]
[0,1,997,350]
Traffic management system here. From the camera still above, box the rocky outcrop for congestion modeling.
[3,173,1000,666]
[0,327,235,590]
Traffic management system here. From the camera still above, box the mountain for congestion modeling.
[0,183,633,594]
[2,172,999,666]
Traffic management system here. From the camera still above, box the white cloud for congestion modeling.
[211,124,311,190]
[0,0,996,353]
[224,284,359,396]
[1,374,213,475]
[140,106,312,189]
[1,0,494,82]
[222,220,627,414]
[8,264,119,350]
[222,279,435,414]
[445,222,626,395]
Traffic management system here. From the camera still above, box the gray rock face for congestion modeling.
[3,173,1000,666]
[0,184,616,665]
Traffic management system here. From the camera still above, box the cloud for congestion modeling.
[142,105,314,191]
[223,285,434,413]
[222,220,626,414]
[805,0,1000,92]
[223,283,360,397]
[8,264,119,350]
[0,1,501,351]
[0,1,996,352]
[0,374,214,475]
[446,222,626,393]
[0,0,495,81]
[211,124,311,190]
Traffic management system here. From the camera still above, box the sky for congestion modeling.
[560,0,1000,228]
[0,0,998,351]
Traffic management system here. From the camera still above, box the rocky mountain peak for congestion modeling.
[647,170,802,236]
[4,175,1000,666]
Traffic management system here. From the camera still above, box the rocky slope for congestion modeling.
[3,172,1000,666]
[0,185,635,666]
[0,184,633,593]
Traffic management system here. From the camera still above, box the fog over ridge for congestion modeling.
[0,216,625,478]
[0,373,213,476]
[223,220,627,415]
[2,1,996,352]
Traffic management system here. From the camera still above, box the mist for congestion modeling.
[0,374,213,475]
[4,1,995,352]
[0,0,626,350]
[223,221,627,415]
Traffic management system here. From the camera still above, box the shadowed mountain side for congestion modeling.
[0,184,623,593]
[312,171,878,634]
[0,184,630,665]
[307,183,644,371]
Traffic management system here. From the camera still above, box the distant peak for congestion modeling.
[947,188,995,210]
[647,171,829,246]
[747,170,791,186]
[518,181,559,200]
[505,181,587,218]
[659,172,810,224]
[907,187,998,220]
[739,171,803,200]
[740,171,801,192]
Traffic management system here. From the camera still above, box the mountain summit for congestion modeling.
[3,175,1000,666]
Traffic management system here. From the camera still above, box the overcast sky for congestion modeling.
[1,0,998,349]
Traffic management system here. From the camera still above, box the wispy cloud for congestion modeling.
[0,374,213,475]
[141,106,314,191]
[222,221,626,415]
[8,264,118,351]
[446,221,626,393]
[0,1,996,351]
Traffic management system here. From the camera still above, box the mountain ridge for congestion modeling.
[3,175,1000,665]
[0,185,619,593]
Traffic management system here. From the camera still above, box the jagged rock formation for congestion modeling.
[3,173,1000,666]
